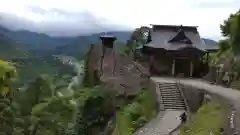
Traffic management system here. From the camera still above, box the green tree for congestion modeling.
[220,10,240,54]
[12,74,76,135]
[0,60,25,135]
[124,26,150,61]
[217,39,231,57]
[72,86,113,135]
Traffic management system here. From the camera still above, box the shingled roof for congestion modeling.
[145,25,216,51]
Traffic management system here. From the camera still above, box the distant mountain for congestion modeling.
[202,38,218,45]
[52,31,131,56]
[0,25,219,58]
[201,38,219,50]
[0,25,219,85]
[0,34,28,60]
[0,26,131,50]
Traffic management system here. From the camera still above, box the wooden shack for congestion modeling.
[142,25,218,77]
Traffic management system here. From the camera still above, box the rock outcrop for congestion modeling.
[86,44,150,108]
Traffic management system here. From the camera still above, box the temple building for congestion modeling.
[142,24,219,77]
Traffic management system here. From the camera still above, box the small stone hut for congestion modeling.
[86,33,149,97]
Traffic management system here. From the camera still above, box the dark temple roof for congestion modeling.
[150,24,198,32]
[145,24,217,51]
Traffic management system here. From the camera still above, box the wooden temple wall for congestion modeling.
[148,52,173,76]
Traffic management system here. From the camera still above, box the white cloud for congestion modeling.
[0,0,239,39]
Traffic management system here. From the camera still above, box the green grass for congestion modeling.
[116,87,156,135]
[180,100,225,135]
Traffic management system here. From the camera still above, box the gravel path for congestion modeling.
[133,111,184,135]
[151,77,240,101]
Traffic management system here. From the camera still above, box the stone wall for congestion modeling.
[180,84,206,113]
[149,78,160,111]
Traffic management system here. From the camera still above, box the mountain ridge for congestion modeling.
[0,25,218,57]
[0,25,131,51]
[0,25,218,85]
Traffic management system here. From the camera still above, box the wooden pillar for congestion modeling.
[172,59,175,76]
[206,52,209,62]
[190,61,193,77]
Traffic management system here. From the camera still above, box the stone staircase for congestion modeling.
[158,83,186,110]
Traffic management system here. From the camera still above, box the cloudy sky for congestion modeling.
[0,0,239,39]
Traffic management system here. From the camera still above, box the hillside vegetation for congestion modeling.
[0,11,224,135]
[208,10,240,87]
[180,9,240,135]
[180,100,225,135]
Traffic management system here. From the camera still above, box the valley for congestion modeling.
[0,16,231,135]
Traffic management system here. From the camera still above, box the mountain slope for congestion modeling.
[0,34,28,60]
[202,38,218,45]
[0,25,219,86]
[52,31,131,55]
[0,25,131,52]
[0,25,218,57]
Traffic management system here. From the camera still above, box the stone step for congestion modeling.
[159,87,179,90]
[159,85,178,88]
[161,96,183,100]
[159,86,178,89]
[162,100,183,103]
[164,105,185,108]
[163,99,184,102]
[163,101,185,104]
[160,90,180,93]
[163,104,185,107]
[160,93,181,97]
[163,104,185,108]
[161,93,181,95]
[164,107,185,110]
[163,99,185,103]
[162,97,184,100]
[160,91,181,94]
[161,96,182,99]
[159,84,177,86]
[163,103,185,107]
[159,86,178,90]
[161,95,182,98]
[158,82,186,111]
[159,83,177,85]
[161,94,181,97]
[160,90,179,93]
[159,87,178,89]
